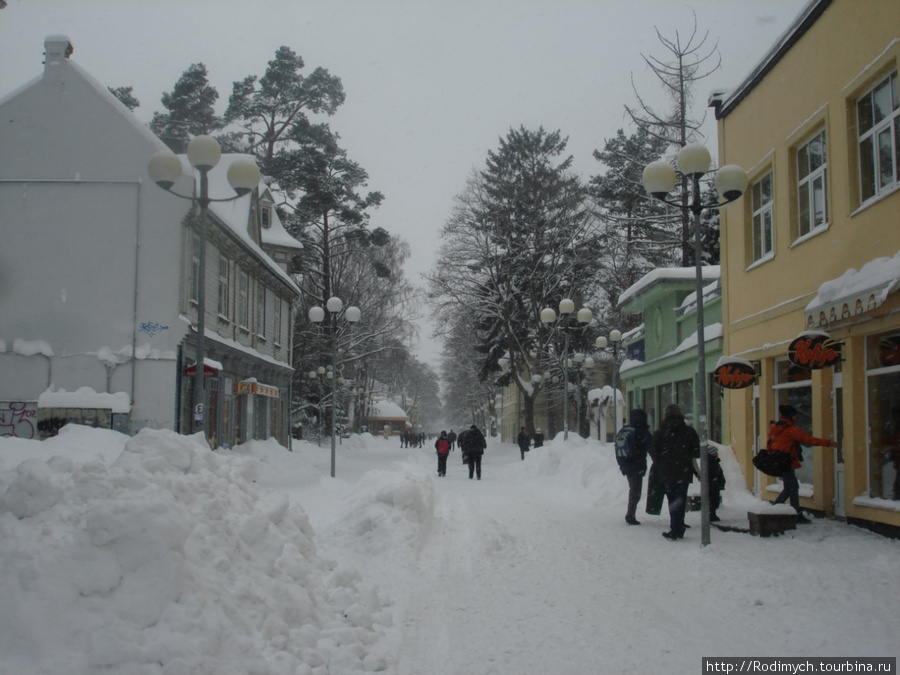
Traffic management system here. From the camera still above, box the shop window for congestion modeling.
[773,359,814,486]
[750,172,774,264]
[274,296,282,347]
[643,386,657,431]
[796,129,828,239]
[676,378,694,424]
[36,408,112,439]
[257,283,267,340]
[857,72,899,203]
[237,269,249,330]
[866,331,900,500]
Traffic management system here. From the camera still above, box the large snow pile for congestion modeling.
[0,426,391,674]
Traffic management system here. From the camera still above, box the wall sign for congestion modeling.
[713,359,757,389]
[788,331,842,369]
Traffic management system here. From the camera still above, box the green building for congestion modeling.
[618,266,724,440]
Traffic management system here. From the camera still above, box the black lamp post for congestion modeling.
[148,136,260,441]
[642,143,748,546]
[596,330,623,439]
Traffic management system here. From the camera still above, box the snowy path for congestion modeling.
[297,437,900,674]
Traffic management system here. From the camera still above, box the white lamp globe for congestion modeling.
[540,308,557,324]
[345,306,361,323]
[715,164,749,201]
[574,352,585,363]
[585,357,595,369]
[610,329,623,343]
[596,336,608,349]
[186,135,221,171]
[642,160,676,198]
[559,298,575,315]
[577,307,593,324]
[308,306,325,323]
[677,143,712,177]
[147,150,182,190]
[227,158,260,196]
[326,297,343,313]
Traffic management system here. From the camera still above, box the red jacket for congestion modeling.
[768,418,833,469]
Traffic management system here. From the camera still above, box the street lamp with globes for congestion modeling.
[595,330,623,440]
[642,143,747,546]
[147,136,260,441]
[309,297,361,477]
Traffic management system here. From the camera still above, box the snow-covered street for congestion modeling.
[1,427,897,673]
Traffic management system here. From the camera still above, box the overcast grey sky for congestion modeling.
[0,0,808,366]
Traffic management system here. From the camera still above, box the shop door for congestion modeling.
[832,373,845,517]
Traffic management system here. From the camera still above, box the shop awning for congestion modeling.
[804,251,900,328]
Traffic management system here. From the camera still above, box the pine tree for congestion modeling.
[150,63,223,151]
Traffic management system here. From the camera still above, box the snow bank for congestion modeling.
[0,426,392,674]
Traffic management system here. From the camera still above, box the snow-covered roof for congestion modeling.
[371,400,408,420]
[618,266,720,308]
[258,187,303,251]
[188,154,300,294]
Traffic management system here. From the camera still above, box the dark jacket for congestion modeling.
[517,430,530,450]
[650,411,700,484]
[617,409,652,476]
[461,426,486,456]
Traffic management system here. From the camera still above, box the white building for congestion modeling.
[0,36,302,447]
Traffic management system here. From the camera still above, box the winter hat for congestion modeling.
[779,404,799,418]
[664,404,683,419]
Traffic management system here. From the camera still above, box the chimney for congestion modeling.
[44,35,73,68]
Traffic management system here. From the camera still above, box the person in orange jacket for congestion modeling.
[769,405,838,522]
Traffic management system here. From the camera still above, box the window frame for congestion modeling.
[256,282,267,341]
[750,171,775,264]
[190,232,201,305]
[217,255,231,321]
[237,268,250,330]
[795,128,829,240]
[856,71,899,204]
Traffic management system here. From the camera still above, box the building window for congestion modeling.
[274,296,282,347]
[857,72,899,203]
[218,256,230,319]
[257,283,267,339]
[797,129,828,238]
[676,378,694,425]
[866,330,900,500]
[190,232,201,304]
[261,206,272,229]
[237,269,249,329]
[751,172,774,262]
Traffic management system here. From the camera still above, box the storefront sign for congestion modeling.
[713,360,757,389]
[235,381,279,398]
[183,363,218,377]
[788,331,842,369]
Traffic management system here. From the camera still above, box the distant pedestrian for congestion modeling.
[517,426,530,460]
[448,429,457,451]
[650,404,700,541]
[462,424,486,479]
[532,428,544,448]
[769,405,838,523]
[435,430,451,477]
[457,428,469,464]
[614,408,652,526]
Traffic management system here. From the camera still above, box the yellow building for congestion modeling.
[714,0,900,536]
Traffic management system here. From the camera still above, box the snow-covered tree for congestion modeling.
[150,63,223,151]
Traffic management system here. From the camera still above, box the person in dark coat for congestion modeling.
[650,404,700,540]
[532,428,544,448]
[706,446,726,522]
[617,408,653,526]
[517,426,530,460]
[448,429,457,451]
[434,430,450,477]
[462,424,487,479]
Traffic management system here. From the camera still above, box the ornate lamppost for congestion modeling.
[642,143,747,546]
[309,297,361,477]
[596,330,623,440]
[148,136,260,440]
[540,300,593,441]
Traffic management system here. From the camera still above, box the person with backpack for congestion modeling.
[615,408,653,526]
[769,404,838,522]
[434,430,451,477]
[462,424,487,479]
[650,404,700,541]
[517,426,531,460]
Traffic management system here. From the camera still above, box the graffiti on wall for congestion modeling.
[0,401,38,439]
[139,322,169,337]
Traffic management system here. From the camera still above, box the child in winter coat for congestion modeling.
[435,431,450,477]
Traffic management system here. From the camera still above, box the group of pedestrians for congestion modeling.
[434,425,487,479]
[617,402,836,540]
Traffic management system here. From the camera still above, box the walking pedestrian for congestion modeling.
[769,404,838,522]
[462,424,486,479]
[517,426,530,460]
[614,408,652,526]
[706,446,726,522]
[434,430,450,477]
[448,429,457,452]
[457,428,469,464]
[650,404,700,541]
